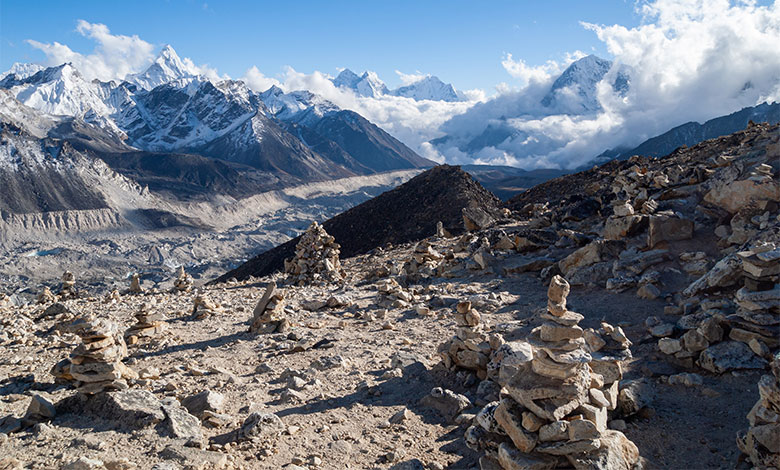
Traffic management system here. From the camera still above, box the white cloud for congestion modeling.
[395,70,429,86]
[242,66,280,92]
[28,21,155,82]
[26,20,228,83]
[439,0,780,169]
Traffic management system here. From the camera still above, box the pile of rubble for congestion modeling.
[284,222,344,285]
[466,276,639,469]
[52,318,137,394]
[653,242,778,373]
[125,303,167,344]
[376,278,415,309]
[737,352,780,469]
[403,239,445,281]
[250,282,288,334]
[173,266,193,292]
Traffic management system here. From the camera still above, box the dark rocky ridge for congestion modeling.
[213,165,503,283]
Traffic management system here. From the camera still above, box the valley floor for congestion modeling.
[0,235,761,469]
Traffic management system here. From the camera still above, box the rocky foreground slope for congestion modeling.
[0,123,778,470]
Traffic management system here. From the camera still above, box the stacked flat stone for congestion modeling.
[284,222,344,285]
[730,244,779,356]
[59,271,77,299]
[737,352,780,469]
[438,300,494,380]
[52,317,137,394]
[250,282,288,334]
[404,240,444,280]
[173,266,193,292]
[125,303,167,343]
[655,243,777,374]
[192,293,222,319]
[129,273,143,294]
[468,275,639,470]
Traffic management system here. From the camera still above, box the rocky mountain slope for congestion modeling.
[215,165,504,283]
[0,123,777,470]
[595,101,780,163]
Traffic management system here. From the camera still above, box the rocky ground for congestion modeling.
[0,123,778,470]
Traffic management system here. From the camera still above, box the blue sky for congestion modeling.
[0,0,642,91]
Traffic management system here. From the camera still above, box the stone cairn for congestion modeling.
[125,303,167,344]
[192,292,223,319]
[284,222,344,285]
[52,318,137,394]
[59,271,77,299]
[732,243,779,357]
[36,287,55,304]
[467,275,639,469]
[173,266,193,292]
[129,273,143,294]
[737,352,780,469]
[250,282,288,334]
[438,300,494,380]
[654,242,778,374]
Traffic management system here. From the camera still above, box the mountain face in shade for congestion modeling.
[592,101,780,164]
[214,164,503,283]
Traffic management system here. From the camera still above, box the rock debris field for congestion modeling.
[1,123,779,470]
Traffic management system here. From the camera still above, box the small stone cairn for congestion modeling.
[250,282,288,334]
[52,318,137,394]
[284,222,344,285]
[59,271,77,299]
[192,293,223,319]
[36,287,55,304]
[468,275,639,469]
[438,300,494,380]
[129,273,143,294]
[173,266,193,292]
[125,303,167,344]
[737,352,780,469]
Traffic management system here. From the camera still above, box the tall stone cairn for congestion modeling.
[51,318,137,394]
[737,352,780,468]
[284,222,344,285]
[469,275,639,469]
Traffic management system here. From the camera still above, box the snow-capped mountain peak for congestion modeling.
[391,75,462,102]
[540,54,629,114]
[331,69,389,98]
[127,44,199,90]
[0,62,45,81]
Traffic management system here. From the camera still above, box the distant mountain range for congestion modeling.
[331,68,464,102]
[0,46,434,215]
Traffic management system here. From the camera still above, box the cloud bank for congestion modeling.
[436,0,780,169]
